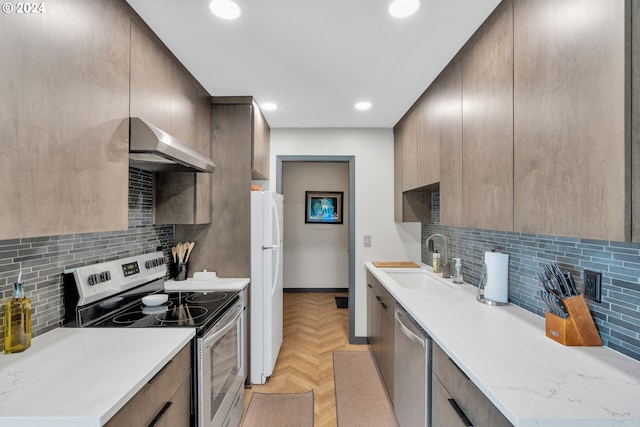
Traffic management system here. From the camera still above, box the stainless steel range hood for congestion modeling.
[129,117,215,173]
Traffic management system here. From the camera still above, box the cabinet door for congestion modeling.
[367,278,375,343]
[393,127,404,222]
[432,374,469,427]
[130,21,172,132]
[438,60,463,227]
[462,2,514,232]
[0,0,129,239]
[513,0,627,241]
[380,294,395,401]
[634,0,640,242]
[401,108,419,191]
[195,88,212,224]
[169,62,198,149]
[417,88,440,187]
[252,103,271,180]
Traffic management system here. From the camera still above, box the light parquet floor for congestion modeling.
[244,292,369,427]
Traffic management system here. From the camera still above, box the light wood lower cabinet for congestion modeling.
[366,272,395,401]
[432,343,512,427]
[105,344,192,427]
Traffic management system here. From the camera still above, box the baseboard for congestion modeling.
[350,336,369,345]
[284,287,349,293]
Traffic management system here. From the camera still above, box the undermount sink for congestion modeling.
[383,269,456,290]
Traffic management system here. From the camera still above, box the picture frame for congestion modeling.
[305,191,344,224]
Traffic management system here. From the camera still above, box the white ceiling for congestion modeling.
[125,0,501,128]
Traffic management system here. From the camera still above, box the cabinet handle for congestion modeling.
[367,283,372,288]
[375,295,381,302]
[448,399,473,427]
[148,401,172,427]
[148,359,173,384]
[380,301,388,310]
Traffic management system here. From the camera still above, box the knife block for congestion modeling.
[545,295,602,346]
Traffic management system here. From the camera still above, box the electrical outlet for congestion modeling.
[584,270,602,303]
[428,240,435,251]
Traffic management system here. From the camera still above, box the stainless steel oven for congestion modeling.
[199,297,244,427]
[63,251,245,427]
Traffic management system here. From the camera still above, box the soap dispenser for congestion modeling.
[4,271,31,353]
[432,249,441,273]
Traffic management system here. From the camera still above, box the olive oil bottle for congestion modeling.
[4,272,31,353]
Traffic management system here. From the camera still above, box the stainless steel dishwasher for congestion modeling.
[394,306,432,427]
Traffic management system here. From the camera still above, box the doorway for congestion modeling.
[276,155,356,343]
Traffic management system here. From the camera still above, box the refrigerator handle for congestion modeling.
[262,245,280,250]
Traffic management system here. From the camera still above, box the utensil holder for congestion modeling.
[175,263,188,281]
[545,295,602,346]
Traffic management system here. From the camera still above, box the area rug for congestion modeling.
[333,351,399,427]
[240,390,314,427]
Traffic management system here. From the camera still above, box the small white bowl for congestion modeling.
[142,294,168,307]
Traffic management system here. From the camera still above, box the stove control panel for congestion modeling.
[121,261,140,277]
[72,251,166,306]
[87,271,111,286]
[145,257,165,270]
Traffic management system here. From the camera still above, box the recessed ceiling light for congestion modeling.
[388,0,420,18]
[355,101,372,111]
[209,0,241,20]
[261,102,278,111]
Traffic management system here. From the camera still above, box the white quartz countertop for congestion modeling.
[0,327,195,427]
[366,262,640,427]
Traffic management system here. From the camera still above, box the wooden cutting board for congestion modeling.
[372,261,420,268]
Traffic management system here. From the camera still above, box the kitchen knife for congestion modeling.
[539,291,557,315]
[565,272,579,296]
[548,292,569,318]
[548,274,564,298]
[552,264,572,297]
[536,271,552,292]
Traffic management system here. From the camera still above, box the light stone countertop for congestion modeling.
[0,327,195,427]
[366,262,640,427]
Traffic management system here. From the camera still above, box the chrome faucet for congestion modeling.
[426,233,450,278]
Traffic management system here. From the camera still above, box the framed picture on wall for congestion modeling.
[305,191,344,224]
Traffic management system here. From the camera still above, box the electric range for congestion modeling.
[63,251,245,427]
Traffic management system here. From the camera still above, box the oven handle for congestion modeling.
[202,303,242,348]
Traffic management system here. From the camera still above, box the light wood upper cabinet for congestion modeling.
[130,21,199,149]
[252,103,271,180]
[393,126,404,222]
[438,60,463,227]
[155,88,212,225]
[400,107,419,191]
[169,61,198,149]
[417,89,440,187]
[633,0,640,242]
[130,21,172,133]
[462,2,514,232]
[0,0,130,239]
[513,0,628,241]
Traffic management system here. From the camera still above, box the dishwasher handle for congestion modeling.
[395,309,425,348]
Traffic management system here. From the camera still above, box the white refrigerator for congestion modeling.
[250,191,284,384]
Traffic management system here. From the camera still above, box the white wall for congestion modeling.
[265,128,421,338]
[282,162,349,289]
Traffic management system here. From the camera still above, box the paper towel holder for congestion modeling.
[477,250,509,306]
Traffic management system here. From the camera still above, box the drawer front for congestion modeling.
[432,374,469,427]
[144,344,192,423]
[152,377,191,427]
[432,344,512,427]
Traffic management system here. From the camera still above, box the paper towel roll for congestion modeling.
[484,251,509,303]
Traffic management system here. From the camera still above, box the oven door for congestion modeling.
[198,299,244,427]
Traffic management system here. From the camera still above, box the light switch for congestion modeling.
[363,235,371,247]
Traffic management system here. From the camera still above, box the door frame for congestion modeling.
[276,155,358,343]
